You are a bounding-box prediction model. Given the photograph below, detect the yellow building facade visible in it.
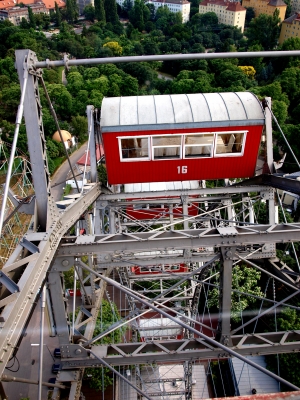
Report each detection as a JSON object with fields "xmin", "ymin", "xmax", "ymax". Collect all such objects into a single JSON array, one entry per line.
[
  {"xmin": 199, "ymin": 0, "xmax": 246, "ymax": 32},
  {"xmin": 242, "ymin": 0, "xmax": 286, "ymax": 21},
  {"xmin": 279, "ymin": 13, "xmax": 300, "ymax": 44}
]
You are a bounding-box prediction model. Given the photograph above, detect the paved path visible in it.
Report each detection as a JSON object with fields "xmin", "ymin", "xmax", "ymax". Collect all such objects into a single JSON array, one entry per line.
[
  {"xmin": 50, "ymin": 142, "xmax": 88, "ymax": 202},
  {"xmin": 2, "ymin": 297, "xmax": 60, "ymax": 400}
]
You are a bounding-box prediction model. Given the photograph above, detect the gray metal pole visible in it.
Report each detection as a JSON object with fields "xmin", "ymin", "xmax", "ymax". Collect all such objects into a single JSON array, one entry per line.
[
  {"xmin": 77, "ymin": 260, "xmax": 300, "ymax": 391},
  {"xmin": 0, "ymin": 70, "xmax": 28, "ymax": 236},
  {"xmin": 35, "ymin": 51, "xmax": 300, "ymax": 69},
  {"xmin": 38, "ymin": 286, "xmax": 46, "ymax": 400},
  {"xmin": 264, "ymin": 97, "xmax": 273, "ymax": 173},
  {"xmin": 86, "ymin": 105, "xmax": 97, "ymax": 183},
  {"xmin": 1, "ymin": 374, "xmax": 67, "ymax": 389}
]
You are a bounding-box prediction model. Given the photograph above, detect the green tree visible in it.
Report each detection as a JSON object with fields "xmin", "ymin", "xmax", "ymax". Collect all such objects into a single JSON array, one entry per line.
[
  {"xmin": 67, "ymin": 71, "xmax": 84, "ymax": 95},
  {"xmin": 129, "ymin": 0, "xmax": 150, "ymax": 31},
  {"xmin": 47, "ymin": 84, "xmax": 73, "ymax": 118},
  {"xmin": 245, "ymin": 6, "xmax": 255, "ymax": 27},
  {"xmin": 70, "ymin": 115, "xmax": 87, "ymax": 142},
  {"xmin": 207, "ymin": 264, "xmax": 264, "ymax": 322},
  {"xmin": 83, "ymin": 300, "xmax": 126, "ymax": 391},
  {"xmin": 89, "ymin": 89, "xmax": 104, "ymax": 108},
  {"xmin": 120, "ymin": 75, "xmax": 139, "ymax": 96},
  {"xmin": 103, "ymin": 41, "xmax": 122, "ymax": 55},
  {"xmin": 27, "ymin": 6, "xmax": 36, "ymax": 29},
  {"xmin": 94, "ymin": 0, "xmax": 106, "ymax": 22},
  {"xmin": 266, "ymin": 307, "xmax": 300, "ymax": 388},
  {"xmin": 280, "ymin": 66, "xmax": 300, "ymax": 103},
  {"xmin": 246, "ymin": 9, "xmax": 281, "ymax": 50},
  {"xmin": 65, "ymin": 0, "xmax": 78, "ymax": 23},
  {"xmin": 83, "ymin": 4, "xmax": 95, "ymax": 21},
  {"xmin": 104, "ymin": 0, "xmax": 118, "ymax": 24},
  {"xmin": 54, "ymin": 1, "xmax": 62, "ymax": 26}
]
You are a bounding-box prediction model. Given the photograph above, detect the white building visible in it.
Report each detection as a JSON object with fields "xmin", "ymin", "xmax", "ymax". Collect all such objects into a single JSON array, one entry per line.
[
  {"xmin": 291, "ymin": 0, "xmax": 300, "ymax": 15},
  {"xmin": 116, "ymin": 0, "xmax": 190, "ymax": 23},
  {"xmin": 199, "ymin": 0, "xmax": 246, "ymax": 32},
  {"xmin": 148, "ymin": 0, "xmax": 190, "ymax": 22}
]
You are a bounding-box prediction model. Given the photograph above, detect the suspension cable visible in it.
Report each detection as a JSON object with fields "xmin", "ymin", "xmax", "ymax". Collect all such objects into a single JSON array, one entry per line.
[{"xmin": 39, "ymin": 76, "xmax": 80, "ymax": 193}]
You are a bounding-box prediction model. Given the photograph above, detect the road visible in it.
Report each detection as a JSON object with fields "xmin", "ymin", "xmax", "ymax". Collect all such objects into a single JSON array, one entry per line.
[
  {"xmin": 2, "ymin": 296, "xmax": 60, "ymax": 399},
  {"xmin": 51, "ymin": 142, "xmax": 88, "ymax": 201}
]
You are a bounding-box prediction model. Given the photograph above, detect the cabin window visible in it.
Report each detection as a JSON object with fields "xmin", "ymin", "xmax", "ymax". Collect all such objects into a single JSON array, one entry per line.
[
  {"xmin": 120, "ymin": 137, "xmax": 149, "ymax": 160},
  {"xmin": 184, "ymin": 134, "xmax": 214, "ymax": 158},
  {"xmin": 152, "ymin": 135, "xmax": 181, "ymax": 159},
  {"xmin": 165, "ymin": 265, "xmax": 180, "ymax": 271},
  {"xmin": 215, "ymin": 132, "xmax": 245, "ymax": 155},
  {"xmin": 133, "ymin": 203, "xmax": 165, "ymax": 210},
  {"xmin": 118, "ymin": 131, "xmax": 247, "ymax": 162}
]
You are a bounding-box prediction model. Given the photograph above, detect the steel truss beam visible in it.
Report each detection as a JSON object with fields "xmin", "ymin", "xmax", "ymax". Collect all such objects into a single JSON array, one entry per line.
[
  {"xmin": 59, "ymin": 331, "xmax": 300, "ymax": 367},
  {"xmin": 0, "ymin": 184, "xmax": 101, "ymax": 377},
  {"xmin": 98, "ymin": 185, "xmax": 269, "ymax": 201},
  {"xmin": 57, "ymin": 223, "xmax": 300, "ymax": 258}
]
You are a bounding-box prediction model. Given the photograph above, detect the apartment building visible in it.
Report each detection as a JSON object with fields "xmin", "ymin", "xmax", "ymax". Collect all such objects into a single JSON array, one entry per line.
[
  {"xmin": 199, "ymin": 0, "xmax": 246, "ymax": 32},
  {"xmin": 242, "ymin": 0, "xmax": 286, "ymax": 22},
  {"xmin": 279, "ymin": 12, "xmax": 300, "ymax": 43}
]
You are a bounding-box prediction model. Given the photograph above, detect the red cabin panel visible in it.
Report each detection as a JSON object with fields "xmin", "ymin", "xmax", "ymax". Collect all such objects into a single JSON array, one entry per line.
[
  {"xmin": 100, "ymin": 93, "xmax": 265, "ymax": 185},
  {"xmin": 102, "ymin": 126, "xmax": 264, "ymax": 185},
  {"xmin": 131, "ymin": 263, "xmax": 188, "ymax": 275},
  {"xmin": 126, "ymin": 196, "xmax": 198, "ymax": 220}
]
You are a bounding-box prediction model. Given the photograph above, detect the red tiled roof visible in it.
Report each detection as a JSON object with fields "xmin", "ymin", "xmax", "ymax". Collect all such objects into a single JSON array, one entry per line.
[
  {"xmin": 0, "ymin": 0, "xmax": 64, "ymax": 9},
  {"xmin": 77, "ymin": 144, "xmax": 104, "ymax": 166},
  {"xmin": 200, "ymin": 0, "xmax": 246, "ymax": 10},
  {"xmin": 0, "ymin": 0, "xmax": 17, "ymax": 10},
  {"xmin": 226, "ymin": 1, "xmax": 245, "ymax": 10},
  {"xmin": 42, "ymin": 0, "xmax": 65, "ymax": 9}
]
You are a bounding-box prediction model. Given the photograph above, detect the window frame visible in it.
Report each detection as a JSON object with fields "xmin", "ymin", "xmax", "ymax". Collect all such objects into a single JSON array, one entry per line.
[
  {"xmin": 183, "ymin": 132, "xmax": 214, "ymax": 159},
  {"xmin": 118, "ymin": 136, "xmax": 150, "ymax": 162},
  {"xmin": 118, "ymin": 130, "xmax": 248, "ymax": 162},
  {"xmin": 214, "ymin": 130, "xmax": 247, "ymax": 157},
  {"xmin": 151, "ymin": 134, "xmax": 182, "ymax": 161}
]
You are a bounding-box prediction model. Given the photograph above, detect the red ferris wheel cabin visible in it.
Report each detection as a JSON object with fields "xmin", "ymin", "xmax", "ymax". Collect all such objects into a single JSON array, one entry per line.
[{"xmin": 100, "ymin": 92, "xmax": 265, "ymax": 185}]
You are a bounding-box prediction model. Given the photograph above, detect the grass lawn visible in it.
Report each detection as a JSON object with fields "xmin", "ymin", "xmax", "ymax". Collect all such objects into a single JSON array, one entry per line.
[{"xmin": 52, "ymin": 156, "xmax": 66, "ymax": 173}]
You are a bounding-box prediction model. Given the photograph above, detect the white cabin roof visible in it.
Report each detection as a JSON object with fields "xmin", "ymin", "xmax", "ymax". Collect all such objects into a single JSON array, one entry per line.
[{"xmin": 101, "ymin": 92, "xmax": 265, "ymax": 132}]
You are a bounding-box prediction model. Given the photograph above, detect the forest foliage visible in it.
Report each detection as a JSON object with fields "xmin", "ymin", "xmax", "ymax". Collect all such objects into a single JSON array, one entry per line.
[{"xmin": 1, "ymin": 7, "xmax": 300, "ymax": 170}]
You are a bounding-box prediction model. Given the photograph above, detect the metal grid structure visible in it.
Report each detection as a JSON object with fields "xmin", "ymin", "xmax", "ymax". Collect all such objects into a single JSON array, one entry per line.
[
  {"xmin": 0, "ymin": 139, "xmax": 34, "ymax": 266},
  {"xmin": 1, "ymin": 49, "xmax": 300, "ymax": 399}
]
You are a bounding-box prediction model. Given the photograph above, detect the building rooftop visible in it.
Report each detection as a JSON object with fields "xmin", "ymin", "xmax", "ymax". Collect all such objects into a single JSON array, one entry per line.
[
  {"xmin": 268, "ymin": 0, "xmax": 286, "ymax": 6},
  {"xmin": 42, "ymin": 0, "xmax": 65, "ymax": 9},
  {"xmin": 282, "ymin": 12, "xmax": 300, "ymax": 23},
  {"xmin": 149, "ymin": 0, "xmax": 190, "ymax": 4},
  {"xmin": 200, "ymin": 0, "xmax": 246, "ymax": 10},
  {"xmin": 0, "ymin": 0, "xmax": 64, "ymax": 9}
]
